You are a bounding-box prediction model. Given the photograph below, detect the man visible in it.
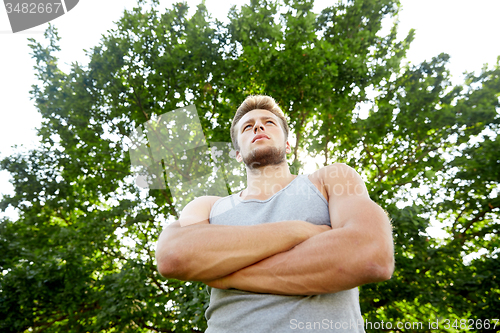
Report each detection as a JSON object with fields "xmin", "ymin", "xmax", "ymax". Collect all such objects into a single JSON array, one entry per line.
[{"xmin": 156, "ymin": 95, "xmax": 394, "ymax": 332}]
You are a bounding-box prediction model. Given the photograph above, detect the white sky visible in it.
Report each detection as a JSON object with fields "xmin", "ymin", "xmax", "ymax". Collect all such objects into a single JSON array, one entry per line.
[{"xmin": 1, "ymin": 0, "xmax": 499, "ymax": 224}]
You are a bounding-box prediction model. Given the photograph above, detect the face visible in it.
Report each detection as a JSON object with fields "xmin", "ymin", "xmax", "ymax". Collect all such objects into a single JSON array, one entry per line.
[{"xmin": 235, "ymin": 109, "xmax": 291, "ymax": 169}]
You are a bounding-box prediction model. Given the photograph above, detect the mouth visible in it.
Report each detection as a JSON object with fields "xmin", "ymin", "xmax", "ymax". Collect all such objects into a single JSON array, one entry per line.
[{"xmin": 252, "ymin": 134, "xmax": 270, "ymax": 143}]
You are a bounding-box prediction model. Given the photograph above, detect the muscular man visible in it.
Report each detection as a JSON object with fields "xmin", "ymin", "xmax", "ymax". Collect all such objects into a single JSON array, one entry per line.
[{"xmin": 156, "ymin": 95, "xmax": 394, "ymax": 332}]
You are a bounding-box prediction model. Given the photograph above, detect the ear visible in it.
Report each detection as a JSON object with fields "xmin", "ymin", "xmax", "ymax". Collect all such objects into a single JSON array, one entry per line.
[
  {"xmin": 236, "ymin": 150, "xmax": 243, "ymax": 163},
  {"xmin": 285, "ymin": 140, "xmax": 291, "ymax": 154}
]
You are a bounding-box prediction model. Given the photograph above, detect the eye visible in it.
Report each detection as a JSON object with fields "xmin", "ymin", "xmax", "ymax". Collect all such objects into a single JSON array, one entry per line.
[
  {"xmin": 243, "ymin": 124, "xmax": 252, "ymax": 131},
  {"xmin": 267, "ymin": 120, "xmax": 275, "ymax": 125}
]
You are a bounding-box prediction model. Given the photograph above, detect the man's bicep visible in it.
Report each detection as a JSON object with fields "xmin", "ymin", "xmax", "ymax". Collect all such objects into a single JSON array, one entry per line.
[
  {"xmin": 332, "ymin": 196, "xmax": 387, "ymax": 230},
  {"xmin": 322, "ymin": 163, "xmax": 371, "ymax": 229},
  {"xmin": 324, "ymin": 164, "xmax": 393, "ymax": 261},
  {"xmin": 323, "ymin": 164, "xmax": 394, "ymax": 279}
]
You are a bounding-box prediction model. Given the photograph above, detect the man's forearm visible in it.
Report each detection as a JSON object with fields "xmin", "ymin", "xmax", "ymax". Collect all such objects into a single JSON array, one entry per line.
[{"xmin": 156, "ymin": 220, "xmax": 327, "ymax": 282}]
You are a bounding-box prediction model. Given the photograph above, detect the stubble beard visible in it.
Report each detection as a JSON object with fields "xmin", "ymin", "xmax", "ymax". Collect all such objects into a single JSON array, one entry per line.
[{"xmin": 242, "ymin": 144, "xmax": 287, "ymax": 170}]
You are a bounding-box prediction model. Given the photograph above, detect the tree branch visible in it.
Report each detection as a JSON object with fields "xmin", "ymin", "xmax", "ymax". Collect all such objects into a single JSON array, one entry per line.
[
  {"xmin": 362, "ymin": 141, "xmax": 383, "ymax": 178},
  {"xmin": 454, "ymin": 202, "xmax": 500, "ymax": 245}
]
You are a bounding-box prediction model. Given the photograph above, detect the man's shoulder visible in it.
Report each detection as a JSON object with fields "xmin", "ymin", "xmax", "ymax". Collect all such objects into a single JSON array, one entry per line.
[
  {"xmin": 181, "ymin": 195, "xmax": 222, "ymax": 216},
  {"xmin": 178, "ymin": 196, "xmax": 222, "ymax": 227},
  {"xmin": 188, "ymin": 195, "xmax": 222, "ymax": 208},
  {"xmin": 310, "ymin": 163, "xmax": 358, "ymax": 183},
  {"xmin": 309, "ymin": 163, "xmax": 368, "ymax": 201}
]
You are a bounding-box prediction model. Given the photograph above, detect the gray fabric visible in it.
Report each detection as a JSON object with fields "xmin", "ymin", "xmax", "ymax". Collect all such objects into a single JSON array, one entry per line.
[{"xmin": 205, "ymin": 174, "xmax": 365, "ymax": 332}]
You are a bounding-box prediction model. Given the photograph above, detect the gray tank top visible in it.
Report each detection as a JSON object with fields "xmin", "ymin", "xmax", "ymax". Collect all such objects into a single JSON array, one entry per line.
[{"xmin": 205, "ymin": 174, "xmax": 365, "ymax": 332}]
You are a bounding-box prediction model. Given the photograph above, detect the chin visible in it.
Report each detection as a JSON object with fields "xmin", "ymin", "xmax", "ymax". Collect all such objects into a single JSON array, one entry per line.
[{"xmin": 243, "ymin": 146, "xmax": 286, "ymax": 169}]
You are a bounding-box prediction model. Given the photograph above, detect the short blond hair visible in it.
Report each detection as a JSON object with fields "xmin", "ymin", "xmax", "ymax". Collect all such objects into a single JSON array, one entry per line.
[{"xmin": 230, "ymin": 95, "xmax": 289, "ymax": 150}]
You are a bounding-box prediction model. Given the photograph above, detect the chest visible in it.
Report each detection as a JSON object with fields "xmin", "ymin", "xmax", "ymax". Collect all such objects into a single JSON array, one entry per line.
[{"xmin": 210, "ymin": 178, "xmax": 330, "ymax": 227}]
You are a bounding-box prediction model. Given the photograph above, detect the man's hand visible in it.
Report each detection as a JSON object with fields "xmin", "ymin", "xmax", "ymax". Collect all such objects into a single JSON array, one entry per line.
[
  {"xmin": 204, "ymin": 276, "xmax": 230, "ymax": 290},
  {"xmin": 304, "ymin": 224, "xmax": 332, "ymax": 237},
  {"xmin": 203, "ymin": 223, "xmax": 332, "ymax": 290}
]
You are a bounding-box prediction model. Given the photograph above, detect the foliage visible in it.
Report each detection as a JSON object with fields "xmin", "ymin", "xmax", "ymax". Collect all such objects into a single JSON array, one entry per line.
[{"xmin": 0, "ymin": 0, "xmax": 498, "ymax": 332}]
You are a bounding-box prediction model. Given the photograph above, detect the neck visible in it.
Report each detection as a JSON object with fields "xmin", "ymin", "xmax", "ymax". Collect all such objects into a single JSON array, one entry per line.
[{"xmin": 242, "ymin": 162, "xmax": 296, "ymax": 199}]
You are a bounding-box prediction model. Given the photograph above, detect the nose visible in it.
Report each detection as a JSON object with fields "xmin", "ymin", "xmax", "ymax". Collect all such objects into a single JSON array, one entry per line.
[{"xmin": 253, "ymin": 121, "xmax": 265, "ymax": 133}]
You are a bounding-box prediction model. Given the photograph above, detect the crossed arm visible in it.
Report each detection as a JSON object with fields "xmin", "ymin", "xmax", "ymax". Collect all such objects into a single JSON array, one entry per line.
[{"xmin": 155, "ymin": 164, "xmax": 394, "ymax": 295}]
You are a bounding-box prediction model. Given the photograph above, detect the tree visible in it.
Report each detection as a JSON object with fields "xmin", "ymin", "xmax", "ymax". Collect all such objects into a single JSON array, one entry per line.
[
  {"xmin": 1, "ymin": 0, "xmax": 498, "ymax": 332},
  {"xmin": 357, "ymin": 54, "xmax": 500, "ymax": 328}
]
